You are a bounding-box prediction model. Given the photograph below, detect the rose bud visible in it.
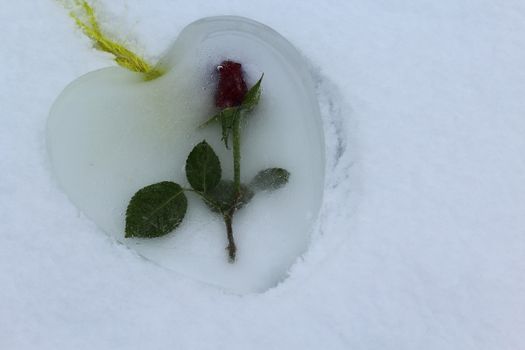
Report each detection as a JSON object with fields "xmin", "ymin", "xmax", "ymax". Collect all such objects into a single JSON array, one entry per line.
[{"xmin": 215, "ymin": 60, "xmax": 248, "ymax": 108}]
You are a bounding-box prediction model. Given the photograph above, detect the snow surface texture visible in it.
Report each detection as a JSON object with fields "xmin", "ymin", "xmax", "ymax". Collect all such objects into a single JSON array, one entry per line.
[
  {"xmin": 47, "ymin": 16, "xmax": 325, "ymax": 293},
  {"xmin": 1, "ymin": 0, "xmax": 524, "ymax": 349}
]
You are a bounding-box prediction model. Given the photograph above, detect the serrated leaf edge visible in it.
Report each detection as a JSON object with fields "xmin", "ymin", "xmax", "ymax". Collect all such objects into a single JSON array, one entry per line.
[{"xmin": 125, "ymin": 181, "xmax": 187, "ymax": 238}]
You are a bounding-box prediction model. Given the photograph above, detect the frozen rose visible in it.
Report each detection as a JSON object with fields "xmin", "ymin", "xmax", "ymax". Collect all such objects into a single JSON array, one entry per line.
[{"xmin": 215, "ymin": 60, "xmax": 248, "ymax": 108}]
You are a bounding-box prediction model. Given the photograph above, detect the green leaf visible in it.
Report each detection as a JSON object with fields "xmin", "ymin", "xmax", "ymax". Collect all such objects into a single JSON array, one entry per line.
[
  {"xmin": 125, "ymin": 182, "xmax": 187, "ymax": 238},
  {"xmin": 185, "ymin": 141, "xmax": 222, "ymax": 192},
  {"xmin": 199, "ymin": 107, "xmax": 235, "ymax": 128},
  {"xmin": 199, "ymin": 112, "xmax": 220, "ymax": 128},
  {"xmin": 199, "ymin": 108, "xmax": 238, "ymax": 149},
  {"xmin": 250, "ymin": 168, "xmax": 290, "ymax": 192},
  {"xmin": 220, "ymin": 109, "xmax": 239, "ymax": 149},
  {"xmin": 205, "ymin": 180, "xmax": 254, "ymax": 213},
  {"xmin": 240, "ymin": 74, "xmax": 264, "ymax": 112}
]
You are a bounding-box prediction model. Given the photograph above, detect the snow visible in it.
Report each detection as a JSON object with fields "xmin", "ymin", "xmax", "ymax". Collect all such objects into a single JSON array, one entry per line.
[
  {"xmin": 1, "ymin": 0, "xmax": 525, "ymax": 349},
  {"xmin": 47, "ymin": 16, "xmax": 325, "ymax": 293}
]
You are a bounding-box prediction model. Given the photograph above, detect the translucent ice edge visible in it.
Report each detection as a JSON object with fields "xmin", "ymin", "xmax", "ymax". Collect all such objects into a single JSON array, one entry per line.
[{"xmin": 47, "ymin": 16, "xmax": 325, "ymax": 293}]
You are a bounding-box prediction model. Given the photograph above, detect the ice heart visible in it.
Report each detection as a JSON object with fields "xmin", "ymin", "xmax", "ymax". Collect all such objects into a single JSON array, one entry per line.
[{"xmin": 47, "ymin": 16, "xmax": 324, "ymax": 293}]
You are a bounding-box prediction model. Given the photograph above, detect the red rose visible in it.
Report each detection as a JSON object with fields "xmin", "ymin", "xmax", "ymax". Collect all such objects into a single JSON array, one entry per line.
[{"xmin": 215, "ymin": 60, "xmax": 248, "ymax": 108}]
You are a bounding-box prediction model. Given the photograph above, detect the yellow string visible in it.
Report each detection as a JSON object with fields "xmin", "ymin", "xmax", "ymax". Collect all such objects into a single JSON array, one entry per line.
[{"xmin": 68, "ymin": 0, "xmax": 162, "ymax": 80}]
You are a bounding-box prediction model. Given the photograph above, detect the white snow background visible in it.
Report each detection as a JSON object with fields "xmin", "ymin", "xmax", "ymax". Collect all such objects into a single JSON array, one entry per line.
[{"xmin": 1, "ymin": 0, "xmax": 524, "ymax": 349}]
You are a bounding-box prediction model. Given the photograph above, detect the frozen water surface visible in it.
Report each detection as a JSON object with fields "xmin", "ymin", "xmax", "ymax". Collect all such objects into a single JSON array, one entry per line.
[{"xmin": 47, "ymin": 16, "xmax": 325, "ymax": 293}]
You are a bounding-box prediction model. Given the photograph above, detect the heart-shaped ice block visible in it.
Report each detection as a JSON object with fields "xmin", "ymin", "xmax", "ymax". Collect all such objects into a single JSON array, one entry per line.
[{"xmin": 47, "ymin": 16, "xmax": 324, "ymax": 293}]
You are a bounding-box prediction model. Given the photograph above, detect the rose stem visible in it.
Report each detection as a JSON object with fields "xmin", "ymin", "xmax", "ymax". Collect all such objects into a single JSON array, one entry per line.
[
  {"xmin": 224, "ymin": 214, "xmax": 236, "ymax": 262},
  {"xmin": 224, "ymin": 113, "xmax": 242, "ymax": 262},
  {"xmin": 232, "ymin": 113, "xmax": 242, "ymax": 194}
]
